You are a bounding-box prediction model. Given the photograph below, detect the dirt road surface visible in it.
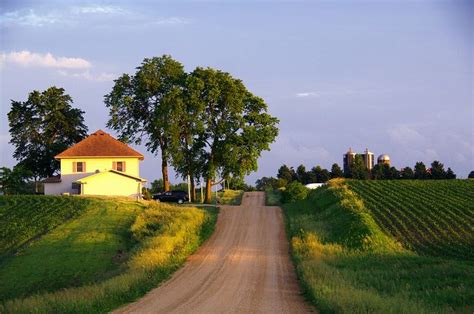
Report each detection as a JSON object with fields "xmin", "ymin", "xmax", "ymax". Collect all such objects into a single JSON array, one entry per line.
[{"xmin": 116, "ymin": 192, "xmax": 313, "ymax": 313}]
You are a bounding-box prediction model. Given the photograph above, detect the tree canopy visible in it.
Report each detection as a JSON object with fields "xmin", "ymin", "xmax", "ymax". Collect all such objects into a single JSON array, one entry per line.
[
  {"xmin": 106, "ymin": 56, "xmax": 279, "ymax": 201},
  {"xmin": 105, "ymin": 55, "xmax": 185, "ymax": 191},
  {"xmin": 8, "ymin": 86, "xmax": 88, "ymax": 187}
]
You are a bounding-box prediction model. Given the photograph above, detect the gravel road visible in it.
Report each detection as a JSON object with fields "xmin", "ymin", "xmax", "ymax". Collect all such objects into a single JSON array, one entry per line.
[{"xmin": 115, "ymin": 191, "xmax": 313, "ymax": 313}]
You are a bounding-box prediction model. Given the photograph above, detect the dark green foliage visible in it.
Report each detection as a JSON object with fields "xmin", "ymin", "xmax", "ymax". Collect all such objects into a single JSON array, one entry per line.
[
  {"xmin": 0, "ymin": 166, "xmax": 34, "ymax": 195},
  {"xmin": 400, "ymin": 166, "xmax": 414, "ymax": 179},
  {"xmin": 350, "ymin": 155, "xmax": 369, "ymax": 179},
  {"xmin": 430, "ymin": 160, "xmax": 446, "ymax": 179},
  {"xmin": 446, "ymin": 168, "xmax": 456, "ymax": 179},
  {"xmin": 8, "ymin": 87, "xmax": 88, "ymax": 182},
  {"xmin": 277, "ymin": 164, "xmax": 296, "ymax": 183},
  {"xmin": 149, "ymin": 179, "xmax": 188, "ymax": 193},
  {"xmin": 310, "ymin": 165, "xmax": 331, "ymax": 183},
  {"xmin": 414, "ymin": 161, "xmax": 429, "ymax": 179},
  {"xmin": 185, "ymin": 67, "xmax": 279, "ymax": 202},
  {"xmin": 0, "ymin": 195, "xmax": 90, "ymax": 256},
  {"xmin": 255, "ymin": 176, "xmax": 287, "ymax": 190},
  {"xmin": 330, "ymin": 163, "xmax": 344, "ymax": 178},
  {"xmin": 105, "ymin": 55, "xmax": 186, "ymax": 192},
  {"xmin": 282, "ymin": 181, "xmax": 308, "ymax": 203},
  {"xmin": 296, "ymin": 165, "xmax": 309, "ymax": 184}
]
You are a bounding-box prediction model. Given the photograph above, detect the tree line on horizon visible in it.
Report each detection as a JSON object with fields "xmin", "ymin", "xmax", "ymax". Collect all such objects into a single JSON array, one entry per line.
[
  {"xmin": 256, "ymin": 159, "xmax": 462, "ymax": 191},
  {"xmin": 1, "ymin": 55, "xmax": 279, "ymax": 201}
]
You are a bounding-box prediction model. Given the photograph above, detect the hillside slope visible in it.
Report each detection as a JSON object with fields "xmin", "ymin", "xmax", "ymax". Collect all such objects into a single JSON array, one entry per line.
[
  {"xmin": 283, "ymin": 179, "xmax": 474, "ymax": 313},
  {"xmin": 347, "ymin": 180, "xmax": 474, "ymax": 259},
  {"xmin": 0, "ymin": 195, "xmax": 90, "ymax": 256},
  {"xmin": 0, "ymin": 196, "xmax": 217, "ymax": 313}
]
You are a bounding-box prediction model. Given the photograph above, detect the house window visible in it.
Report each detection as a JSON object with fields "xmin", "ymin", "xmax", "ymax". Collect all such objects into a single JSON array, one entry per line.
[
  {"xmin": 73, "ymin": 162, "xmax": 86, "ymax": 173},
  {"xmin": 113, "ymin": 161, "xmax": 126, "ymax": 172},
  {"xmin": 71, "ymin": 183, "xmax": 82, "ymax": 194}
]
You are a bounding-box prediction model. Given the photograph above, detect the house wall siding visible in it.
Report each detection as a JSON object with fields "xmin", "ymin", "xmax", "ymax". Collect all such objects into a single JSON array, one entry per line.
[
  {"xmin": 81, "ymin": 172, "xmax": 142, "ymax": 197},
  {"xmin": 60, "ymin": 157, "xmax": 140, "ymax": 177}
]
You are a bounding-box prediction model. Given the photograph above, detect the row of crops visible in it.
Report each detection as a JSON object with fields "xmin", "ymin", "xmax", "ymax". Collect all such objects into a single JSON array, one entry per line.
[
  {"xmin": 346, "ymin": 180, "xmax": 474, "ymax": 260},
  {"xmin": 0, "ymin": 195, "xmax": 91, "ymax": 256}
]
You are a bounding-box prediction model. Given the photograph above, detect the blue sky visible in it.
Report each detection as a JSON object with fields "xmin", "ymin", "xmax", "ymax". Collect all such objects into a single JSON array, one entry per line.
[{"xmin": 1, "ymin": 0, "xmax": 473, "ymax": 183}]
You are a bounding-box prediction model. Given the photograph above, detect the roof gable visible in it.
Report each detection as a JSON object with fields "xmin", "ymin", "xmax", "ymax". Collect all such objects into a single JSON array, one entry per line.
[{"xmin": 55, "ymin": 130, "xmax": 144, "ymax": 160}]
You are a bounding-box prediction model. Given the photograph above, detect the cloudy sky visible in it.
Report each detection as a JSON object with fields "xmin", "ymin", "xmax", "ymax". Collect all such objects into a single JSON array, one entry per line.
[{"xmin": 1, "ymin": 0, "xmax": 473, "ymax": 184}]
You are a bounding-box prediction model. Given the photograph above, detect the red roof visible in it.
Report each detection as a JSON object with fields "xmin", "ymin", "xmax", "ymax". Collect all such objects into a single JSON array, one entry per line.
[{"xmin": 55, "ymin": 130, "xmax": 144, "ymax": 160}]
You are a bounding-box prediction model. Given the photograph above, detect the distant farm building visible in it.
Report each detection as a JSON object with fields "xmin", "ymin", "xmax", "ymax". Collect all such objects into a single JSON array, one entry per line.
[{"xmin": 343, "ymin": 147, "xmax": 390, "ymax": 172}]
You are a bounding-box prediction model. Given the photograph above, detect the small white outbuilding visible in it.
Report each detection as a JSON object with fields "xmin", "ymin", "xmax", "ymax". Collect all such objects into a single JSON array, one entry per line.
[{"xmin": 305, "ymin": 183, "xmax": 326, "ymax": 189}]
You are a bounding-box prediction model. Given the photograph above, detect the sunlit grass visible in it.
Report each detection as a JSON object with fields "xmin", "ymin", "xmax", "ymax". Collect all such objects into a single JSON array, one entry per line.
[
  {"xmin": 284, "ymin": 179, "xmax": 474, "ymax": 313},
  {"xmin": 212, "ymin": 189, "xmax": 244, "ymax": 205},
  {"xmin": 0, "ymin": 197, "xmax": 218, "ymax": 313}
]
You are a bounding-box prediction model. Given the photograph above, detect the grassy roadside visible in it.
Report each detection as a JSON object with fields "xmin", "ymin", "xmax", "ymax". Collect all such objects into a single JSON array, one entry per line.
[
  {"xmin": 212, "ymin": 189, "xmax": 244, "ymax": 205},
  {"xmin": 265, "ymin": 188, "xmax": 281, "ymax": 206},
  {"xmin": 0, "ymin": 199, "xmax": 218, "ymax": 313},
  {"xmin": 281, "ymin": 179, "xmax": 474, "ymax": 313}
]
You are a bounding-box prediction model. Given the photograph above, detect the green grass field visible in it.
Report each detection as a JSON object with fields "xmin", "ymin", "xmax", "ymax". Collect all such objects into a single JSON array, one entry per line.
[
  {"xmin": 0, "ymin": 197, "xmax": 145, "ymax": 301},
  {"xmin": 0, "ymin": 195, "xmax": 91, "ymax": 256},
  {"xmin": 0, "ymin": 196, "xmax": 217, "ymax": 313},
  {"xmin": 265, "ymin": 188, "xmax": 282, "ymax": 205},
  {"xmin": 283, "ymin": 179, "xmax": 474, "ymax": 313},
  {"xmin": 212, "ymin": 189, "xmax": 244, "ymax": 205}
]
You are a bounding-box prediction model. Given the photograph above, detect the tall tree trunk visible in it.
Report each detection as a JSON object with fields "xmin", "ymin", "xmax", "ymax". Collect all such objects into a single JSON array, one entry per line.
[
  {"xmin": 205, "ymin": 177, "xmax": 212, "ymax": 203},
  {"xmin": 162, "ymin": 158, "xmax": 170, "ymax": 192},
  {"xmin": 190, "ymin": 176, "xmax": 196, "ymax": 202}
]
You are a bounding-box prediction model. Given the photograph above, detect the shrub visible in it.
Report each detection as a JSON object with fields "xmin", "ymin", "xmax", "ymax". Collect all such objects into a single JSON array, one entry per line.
[{"xmin": 282, "ymin": 181, "xmax": 308, "ymax": 203}]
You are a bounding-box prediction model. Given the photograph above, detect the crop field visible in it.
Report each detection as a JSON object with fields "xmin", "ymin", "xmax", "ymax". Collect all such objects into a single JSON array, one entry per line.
[
  {"xmin": 347, "ymin": 180, "xmax": 474, "ymax": 259},
  {"xmin": 0, "ymin": 196, "xmax": 217, "ymax": 313},
  {"xmin": 283, "ymin": 179, "xmax": 474, "ymax": 313},
  {"xmin": 0, "ymin": 195, "xmax": 90, "ymax": 256},
  {"xmin": 0, "ymin": 197, "xmax": 145, "ymax": 301}
]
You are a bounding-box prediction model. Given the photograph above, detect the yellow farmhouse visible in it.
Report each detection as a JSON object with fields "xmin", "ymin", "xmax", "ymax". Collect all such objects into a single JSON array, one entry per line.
[{"xmin": 43, "ymin": 130, "xmax": 146, "ymax": 198}]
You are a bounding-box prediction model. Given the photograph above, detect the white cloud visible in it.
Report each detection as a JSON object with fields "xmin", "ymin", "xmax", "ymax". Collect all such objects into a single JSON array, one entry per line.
[
  {"xmin": 296, "ymin": 91, "xmax": 318, "ymax": 98},
  {"xmin": 0, "ymin": 7, "xmax": 190, "ymax": 28},
  {"xmin": 71, "ymin": 5, "xmax": 126, "ymax": 15},
  {"xmin": 0, "ymin": 51, "xmax": 91, "ymax": 69},
  {"xmin": 0, "ymin": 9, "xmax": 63, "ymax": 27},
  {"xmin": 152, "ymin": 17, "xmax": 191, "ymax": 25},
  {"xmin": 58, "ymin": 70, "xmax": 115, "ymax": 82}
]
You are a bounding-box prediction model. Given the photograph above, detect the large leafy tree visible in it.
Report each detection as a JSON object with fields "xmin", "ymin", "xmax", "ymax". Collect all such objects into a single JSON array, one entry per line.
[
  {"xmin": 330, "ymin": 163, "xmax": 344, "ymax": 178},
  {"xmin": 0, "ymin": 166, "xmax": 34, "ymax": 195},
  {"xmin": 185, "ymin": 67, "xmax": 279, "ymax": 202},
  {"xmin": 277, "ymin": 165, "xmax": 296, "ymax": 183},
  {"xmin": 430, "ymin": 160, "xmax": 447, "ymax": 179},
  {"xmin": 414, "ymin": 161, "xmax": 429, "ymax": 179},
  {"xmin": 350, "ymin": 155, "xmax": 369, "ymax": 180},
  {"xmin": 400, "ymin": 166, "xmax": 414, "ymax": 179},
  {"xmin": 296, "ymin": 164, "xmax": 309, "ymax": 184},
  {"xmin": 8, "ymin": 87, "xmax": 88, "ymax": 190},
  {"xmin": 105, "ymin": 55, "xmax": 185, "ymax": 191},
  {"xmin": 167, "ymin": 72, "xmax": 207, "ymax": 201}
]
